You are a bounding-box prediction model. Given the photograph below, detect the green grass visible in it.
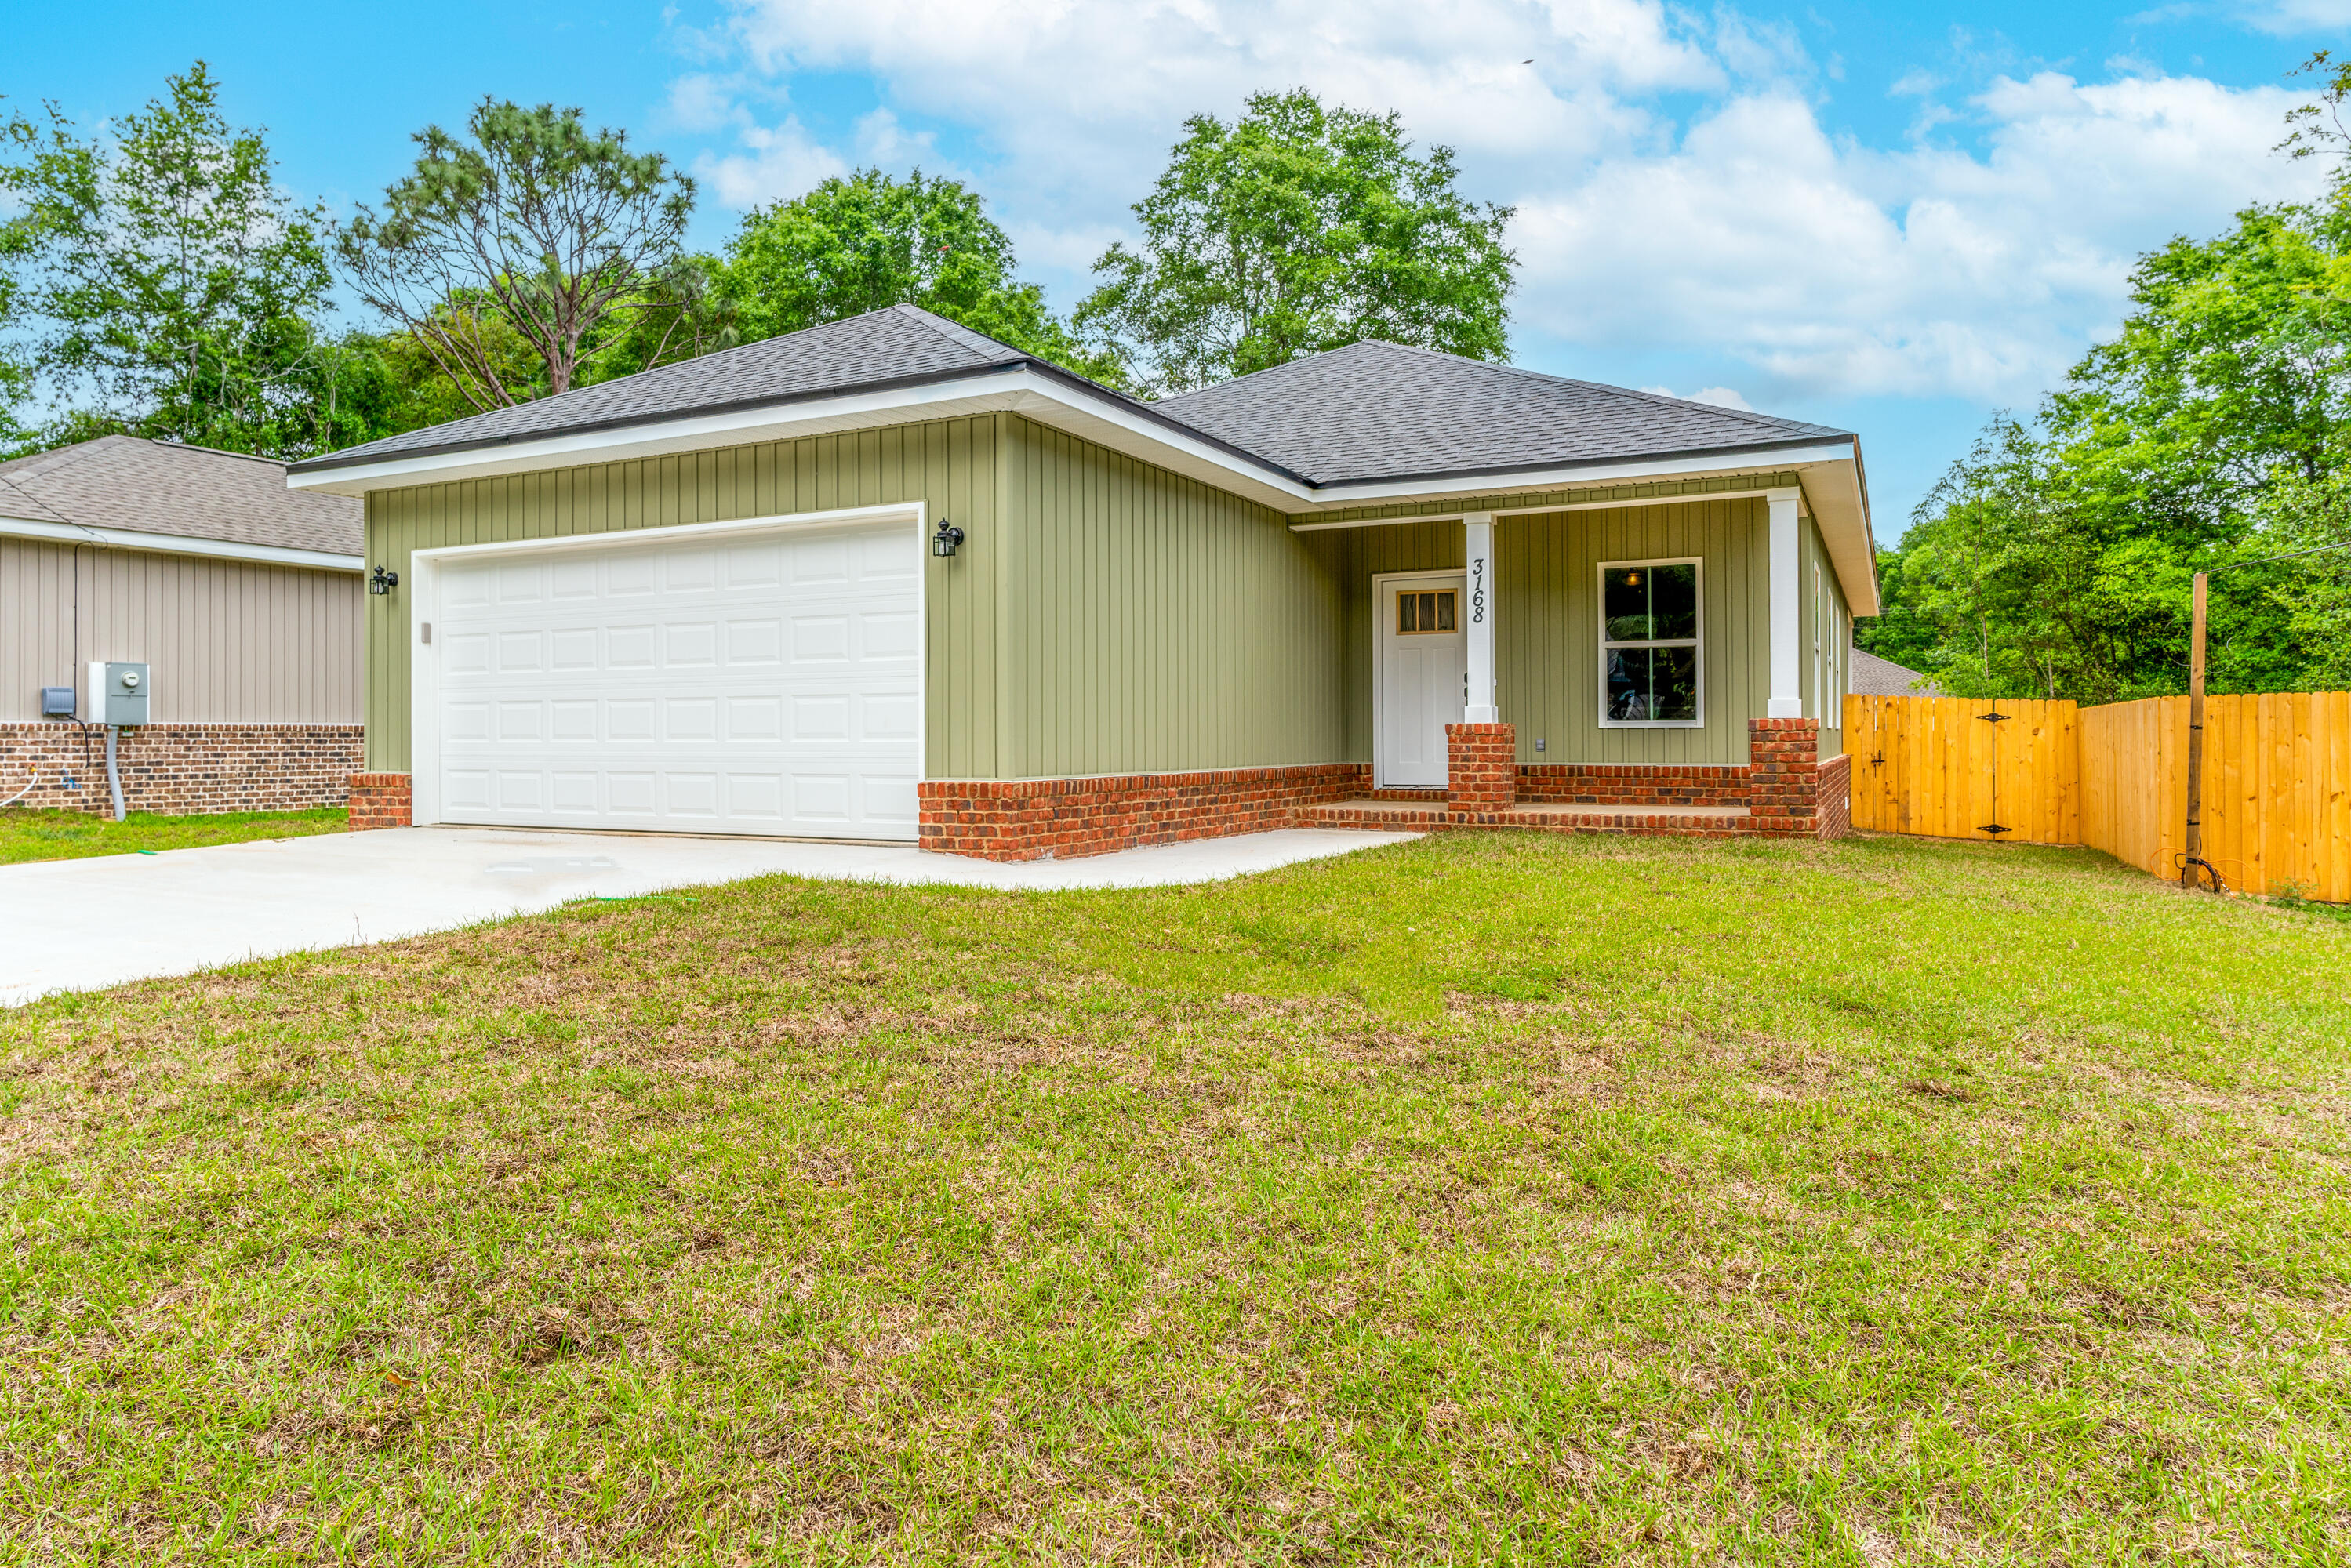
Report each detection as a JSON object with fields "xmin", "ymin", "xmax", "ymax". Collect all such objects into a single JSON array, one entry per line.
[
  {"xmin": 2, "ymin": 830, "xmax": 2348, "ymax": 1563},
  {"xmin": 0, "ymin": 806, "xmax": 347, "ymax": 865}
]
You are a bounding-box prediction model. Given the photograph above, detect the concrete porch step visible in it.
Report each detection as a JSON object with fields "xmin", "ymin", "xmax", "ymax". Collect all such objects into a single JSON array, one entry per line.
[{"xmin": 1303, "ymin": 797, "xmax": 1756, "ymax": 833}]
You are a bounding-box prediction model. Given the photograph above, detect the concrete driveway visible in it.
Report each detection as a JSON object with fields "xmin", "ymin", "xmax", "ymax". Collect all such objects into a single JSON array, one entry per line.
[{"xmin": 0, "ymin": 825, "xmax": 1418, "ymax": 1006}]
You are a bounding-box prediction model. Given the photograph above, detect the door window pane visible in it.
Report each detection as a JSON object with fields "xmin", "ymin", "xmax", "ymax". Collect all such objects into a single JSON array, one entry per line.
[{"xmin": 1397, "ymin": 590, "xmax": 1457, "ymax": 635}]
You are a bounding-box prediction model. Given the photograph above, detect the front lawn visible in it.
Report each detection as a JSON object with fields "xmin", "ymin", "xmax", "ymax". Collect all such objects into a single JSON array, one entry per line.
[
  {"xmin": 2, "ymin": 832, "xmax": 2346, "ymax": 1563},
  {"xmin": 0, "ymin": 806, "xmax": 347, "ymax": 866}
]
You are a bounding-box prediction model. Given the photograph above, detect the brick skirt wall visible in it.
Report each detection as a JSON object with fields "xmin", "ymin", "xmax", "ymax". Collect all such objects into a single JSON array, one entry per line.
[
  {"xmin": 1516, "ymin": 762, "xmax": 1753, "ymax": 808},
  {"xmin": 0, "ymin": 723, "xmax": 363, "ymax": 815},
  {"xmin": 348, "ymin": 772, "xmax": 412, "ymax": 830},
  {"xmin": 920, "ymin": 763, "xmax": 1369, "ymax": 862},
  {"xmin": 1815, "ymin": 752, "xmax": 1852, "ymax": 841}
]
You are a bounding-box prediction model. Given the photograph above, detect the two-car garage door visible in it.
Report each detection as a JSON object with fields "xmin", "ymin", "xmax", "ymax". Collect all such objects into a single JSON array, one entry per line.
[{"xmin": 421, "ymin": 512, "xmax": 922, "ymax": 840}]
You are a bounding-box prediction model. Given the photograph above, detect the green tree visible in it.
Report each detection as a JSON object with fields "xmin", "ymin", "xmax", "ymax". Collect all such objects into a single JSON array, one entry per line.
[
  {"xmin": 336, "ymin": 99, "xmax": 703, "ymax": 411},
  {"xmin": 1075, "ymin": 89, "xmax": 1517, "ymax": 397},
  {"xmin": 0, "ymin": 64, "xmax": 339, "ymax": 456},
  {"xmin": 1870, "ymin": 60, "xmax": 2351, "ymax": 700},
  {"xmin": 715, "ymin": 168, "xmax": 1119, "ymax": 385}
]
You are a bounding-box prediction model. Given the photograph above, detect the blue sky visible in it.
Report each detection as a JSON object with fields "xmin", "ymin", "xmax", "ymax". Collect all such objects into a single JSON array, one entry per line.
[{"xmin": 6, "ymin": 0, "xmax": 2346, "ymax": 530}]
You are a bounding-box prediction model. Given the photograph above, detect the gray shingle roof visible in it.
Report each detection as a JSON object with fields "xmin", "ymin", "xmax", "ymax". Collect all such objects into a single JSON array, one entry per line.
[
  {"xmin": 300, "ymin": 305, "xmax": 1039, "ymax": 470},
  {"xmin": 288, "ymin": 303, "xmax": 1855, "ymax": 492},
  {"xmin": 0, "ymin": 436, "xmax": 362, "ymax": 556},
  {"xmin": 1848, "ymin": 644, "xmax": 1935, "ymax": 696},
  {"xmin": 1152, "ymin": 340, "xmax": 1851, "ymax": 485}
]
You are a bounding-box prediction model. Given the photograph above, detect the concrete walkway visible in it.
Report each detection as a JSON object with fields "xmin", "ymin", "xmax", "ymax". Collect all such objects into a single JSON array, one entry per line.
[{"xmin": 0, "ymin": 825, "xmax": 1419, "ymax": 1006}]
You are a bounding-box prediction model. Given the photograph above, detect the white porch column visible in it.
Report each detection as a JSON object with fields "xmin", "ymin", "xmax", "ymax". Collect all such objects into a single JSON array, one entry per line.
[
  {"xmin": 1464, "ymin": 512, "xmax": 1498, "ymax": 722},
  {"xmin": 1766, "ymin": 488, "xmax": 1803, "ymax": 719}
]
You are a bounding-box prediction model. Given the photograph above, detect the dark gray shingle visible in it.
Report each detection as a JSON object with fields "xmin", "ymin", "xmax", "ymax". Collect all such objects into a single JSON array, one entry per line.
[
  {"xmin": 1150, "ymin": 340, "xmax": 1852, "ymax": 485},
  {"xmin": 289, "ymin": 303, "xmax": 1854, "ymax": 492},
  {"xmin": 301, "ymin": 305, "xmax": 1033, "ymax": 470}
]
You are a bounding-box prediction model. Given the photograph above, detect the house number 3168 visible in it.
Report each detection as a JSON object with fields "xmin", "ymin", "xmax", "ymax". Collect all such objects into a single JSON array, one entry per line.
[{"xmin": 1470, "ymin": 558, "xmax": 1487, "ymax": 624}]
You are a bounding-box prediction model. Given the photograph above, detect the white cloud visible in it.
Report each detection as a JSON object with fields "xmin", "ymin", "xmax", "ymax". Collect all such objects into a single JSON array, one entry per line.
[
  {"xmin": 683, "ymin": 0, "xmax": 2331, "ymax": 408},
  {"xmin": 696, "ymin": 112, "xmax": 851, "ymax": 208},
  {"xmin": 2228, "ymin": 0, "xmax": 2351, "ymax": 34}
]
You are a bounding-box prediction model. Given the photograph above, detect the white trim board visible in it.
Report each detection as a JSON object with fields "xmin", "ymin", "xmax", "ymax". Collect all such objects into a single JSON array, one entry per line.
[
  {"xmin": 405, "ymin": 499, "xmax": 928, "ymax": 834},
  {"xmin": 0, "ymin": 513, "xmax": 362, "ymax": 572}
]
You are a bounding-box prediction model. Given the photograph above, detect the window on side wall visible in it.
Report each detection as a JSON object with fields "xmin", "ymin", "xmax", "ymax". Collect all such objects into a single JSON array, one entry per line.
[{"xmin": 1599, "ymin": 558, "xmax": 1702, "ymax": 726}]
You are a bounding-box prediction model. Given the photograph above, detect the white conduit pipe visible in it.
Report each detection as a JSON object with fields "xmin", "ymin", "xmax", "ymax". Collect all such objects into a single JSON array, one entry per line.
[{"xmin": 105, "ymin": 725, "xmax": 125, "ymax": 822}]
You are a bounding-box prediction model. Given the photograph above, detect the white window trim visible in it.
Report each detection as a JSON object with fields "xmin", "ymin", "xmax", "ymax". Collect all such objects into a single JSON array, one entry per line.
[{"xmin": 1597, "ymin": 555, "xmax": 1704, "ymax": 729}]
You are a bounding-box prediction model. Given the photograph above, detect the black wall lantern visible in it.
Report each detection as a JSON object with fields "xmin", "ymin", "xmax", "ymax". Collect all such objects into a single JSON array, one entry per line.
[
  {"xmin": 369, "ymin": 564, "xmax": 401, "ymax": 595},
  {"xmin": 931, "ymin": 517, "xmax": 965, "ymax": 558}
]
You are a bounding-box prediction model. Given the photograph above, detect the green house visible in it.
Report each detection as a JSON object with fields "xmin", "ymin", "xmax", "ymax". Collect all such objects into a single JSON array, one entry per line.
[{"xmin": 288, "ymin": 307, "xmax": 1876, "ymax": 859}]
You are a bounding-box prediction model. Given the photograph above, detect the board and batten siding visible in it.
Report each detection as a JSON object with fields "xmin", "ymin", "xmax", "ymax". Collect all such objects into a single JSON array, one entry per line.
[
  {"xmin": 1799, "ymin": 514, "xmax": 1852, "ymax": 756},
  {"xmin": 362, "ymin": 414, "xmax": 1004, "ymax": 776},
  {"xmin": 1000, "ymin": 416, "xmax": 1345, "ymax": 779},
  {"xmin": 0, "ymin": 533, "xmax": 362, "ymax": 723},
  {"xmin": 1324, "ymin": 497, "xmax": 1773, "ymax": 766}
]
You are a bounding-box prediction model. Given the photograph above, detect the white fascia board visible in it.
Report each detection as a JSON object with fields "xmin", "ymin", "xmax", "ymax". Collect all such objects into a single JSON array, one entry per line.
[
  {"xmin": 0, "ymin": 513, "xmax": 363, "ymax": 573},
  {"xmin": 1299, "ymin": 441, "xmax": 1861, "ymax": 508}
]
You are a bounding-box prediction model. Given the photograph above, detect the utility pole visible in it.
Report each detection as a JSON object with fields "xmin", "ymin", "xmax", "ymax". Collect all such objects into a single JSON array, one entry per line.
[
  {"xmin": 2178, "ymin": 539, "xmax": 2351, "ymax": 892},
  {"xmin": 2180, "ymin": 572, "xmax": 2209, "ymax": 889}
]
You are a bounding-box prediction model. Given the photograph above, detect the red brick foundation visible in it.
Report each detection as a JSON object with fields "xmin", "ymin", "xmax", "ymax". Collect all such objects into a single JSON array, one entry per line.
[
  {"xmin": 1815, "ymin": 751, "xmax": 1851, "ymax": 841},
  {"xmin": 0, "ymin": 723, "xmax": 363, "ymax": 815},
  {"xmin": 1515, "ymin": 762, "xmax": 1752, "ymax": 808},
  {"xmin": 347, "ymin": 772, "xmax": 413, "ymax": 830},
  {"xmin": 1748, "ymin": 717, "xmax": 1827, "ymax": 835},
  {"xmin": 918, "ymin": 763, "xmax": 1369, "ymax": 861},
  {"xmin": 1445, "ymin": 723, "xmax": 1517, "ymax": 811}
]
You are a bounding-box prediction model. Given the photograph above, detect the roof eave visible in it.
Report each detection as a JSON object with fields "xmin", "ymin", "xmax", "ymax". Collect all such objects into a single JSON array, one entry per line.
[{"xmin": 0, "ymin": 513, "xmax": 363, "ymax": 572}]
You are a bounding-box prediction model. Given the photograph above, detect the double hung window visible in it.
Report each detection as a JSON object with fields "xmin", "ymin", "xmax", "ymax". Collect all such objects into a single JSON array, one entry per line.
[{"xmin": 1600, "ymin": 558, "xmax": 1701, "ymax": 725}]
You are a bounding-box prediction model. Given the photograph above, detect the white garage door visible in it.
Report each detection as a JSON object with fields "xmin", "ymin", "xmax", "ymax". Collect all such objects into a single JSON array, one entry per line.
[{"xmin": 425, "ymin": 514, "xmax": 922, "ymax": 839}]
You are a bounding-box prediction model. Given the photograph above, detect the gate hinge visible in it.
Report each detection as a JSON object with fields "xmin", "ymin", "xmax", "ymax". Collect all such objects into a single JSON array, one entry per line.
[
  {"xmin": 1977, "ymin": 712, "xmax": 2010, "ymax": 723},
  {"xmin": 1979, "ymin": 823, "xmax": 2012, "ymax": 835}
]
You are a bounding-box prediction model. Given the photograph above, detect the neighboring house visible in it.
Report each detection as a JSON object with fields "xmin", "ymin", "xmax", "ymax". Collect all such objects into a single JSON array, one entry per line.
[
  {"xmin": 288, "ymin": 306, "xmax": 1875, "ymax": 858},
  {"xmin": 0, "ymin": 437, "xmax": 365, "ymax": 814},
  {"xmin": 1848, "ymin": 643, "xmax": 1937, "ymax": 696}
]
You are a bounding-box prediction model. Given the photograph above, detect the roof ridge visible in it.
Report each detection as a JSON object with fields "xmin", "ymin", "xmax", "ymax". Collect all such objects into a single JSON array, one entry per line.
[
  {"xmin": 1155, "ymin": 339, "xmax": 1401, "ymax": 405},
  {"xmin": 883, "ymin": 303, "xmax": 1028, "ymax": 364},
  {"xmin": 141, "ymin": 437, "xmax": 289, "ymax": 467}
]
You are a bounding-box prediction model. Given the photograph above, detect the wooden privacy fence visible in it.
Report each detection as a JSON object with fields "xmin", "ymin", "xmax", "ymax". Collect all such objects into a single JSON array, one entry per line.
[
  {"xmin": 1844, "ymin": 691, "xmax": 2351, "ymax": 901},
  {"xmin": 1844, "ymin": 697, "xmax": 2080, "ymax": 845}
]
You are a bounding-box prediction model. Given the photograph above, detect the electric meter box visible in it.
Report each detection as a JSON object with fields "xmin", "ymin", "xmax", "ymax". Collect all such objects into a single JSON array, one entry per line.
[{"xmin": 85, "ymin": 662, "xmax": 150, "ymax": 727}]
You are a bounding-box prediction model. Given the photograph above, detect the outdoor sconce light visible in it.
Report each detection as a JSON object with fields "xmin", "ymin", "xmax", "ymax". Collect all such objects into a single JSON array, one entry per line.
[
  {"xmin": 369, "ymin": 564, "xmax": 401, "ymax": 595},
  {"xmin": 932, "ymin": 518, "xmax": 965, "ymax": 557}
]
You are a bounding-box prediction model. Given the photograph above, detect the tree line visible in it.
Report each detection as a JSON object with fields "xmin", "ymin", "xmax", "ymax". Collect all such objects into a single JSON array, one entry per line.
[
  {"xmin": 0, "ymin": 64, "xmax": 1516, "ymax": 460},
  {"xmin": 1865, "ymin": 55, "xmax": 2351, "ymax": 699}
]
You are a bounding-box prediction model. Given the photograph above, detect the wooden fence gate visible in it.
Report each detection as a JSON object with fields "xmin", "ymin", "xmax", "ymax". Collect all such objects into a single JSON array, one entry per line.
[{"xmin": 1844, "ymin": 696, "xmax": 2081, "ymax": 844}]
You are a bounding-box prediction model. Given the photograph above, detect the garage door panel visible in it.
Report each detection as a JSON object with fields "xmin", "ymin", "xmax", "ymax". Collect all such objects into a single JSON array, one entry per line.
[{"xmin": 431, "ymin": 518, "xmax": 921, "ymax": 839}]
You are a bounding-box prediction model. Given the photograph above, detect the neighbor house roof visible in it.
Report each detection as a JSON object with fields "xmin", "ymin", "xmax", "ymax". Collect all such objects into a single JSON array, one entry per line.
[
  {"xmin": 1151, "ymin": 340, "xmax": 1851, "ymax": 487},
  {"xmin": 0, "ymin": 436, "xmax": 363, "ymax": 565},
  {"xmin": 1849, "ymin": 643, "xmax": 1935, "ymax": 696}
]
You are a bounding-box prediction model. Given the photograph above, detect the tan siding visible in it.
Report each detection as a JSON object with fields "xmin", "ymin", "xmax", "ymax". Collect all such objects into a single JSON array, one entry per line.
[
  {"xmin": 0, "ymin": 534, "xmax": 362, "ymax": 723},
  {"xmin": 362, "ymin": 415, "xmax": 1004, "ymax": 776}
]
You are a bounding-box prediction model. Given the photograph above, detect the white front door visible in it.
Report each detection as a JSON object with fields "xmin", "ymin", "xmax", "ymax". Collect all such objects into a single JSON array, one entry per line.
[
  {"xmin": 1375, "ymin": 572, "xmax": 1466, "ymax": 789},
  {"xmin": 423, "ymin": 512, "xmax": 923, "ymax": 840}
]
